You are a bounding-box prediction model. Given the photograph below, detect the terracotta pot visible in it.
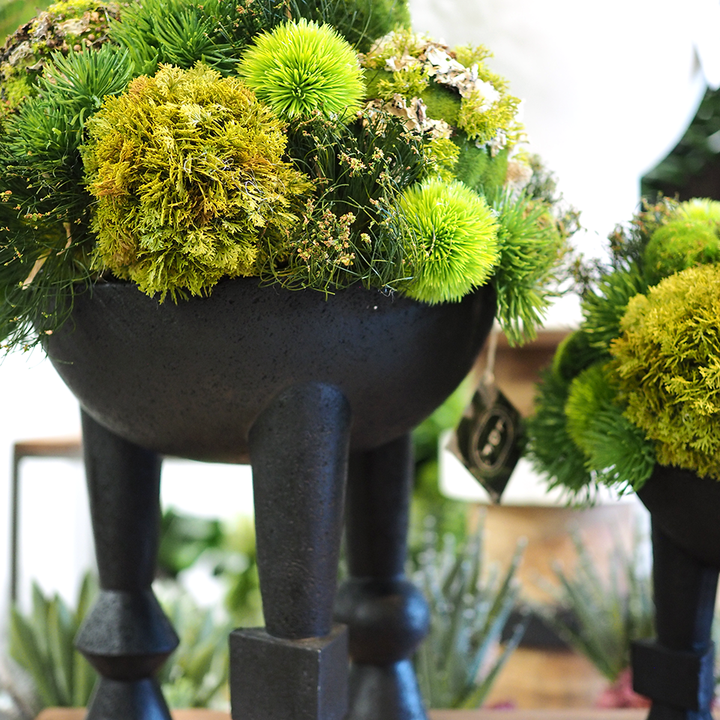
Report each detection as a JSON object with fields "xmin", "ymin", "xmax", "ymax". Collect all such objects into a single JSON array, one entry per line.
[{"xmin": 44, "ymin": 277, "xmax": 496, "ymax": 463}]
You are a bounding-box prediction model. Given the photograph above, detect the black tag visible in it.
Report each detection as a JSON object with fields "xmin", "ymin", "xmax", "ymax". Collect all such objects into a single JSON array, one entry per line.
[{"xmin": 451, "ymin": 383, "xmax": 523, "ymax": 503}]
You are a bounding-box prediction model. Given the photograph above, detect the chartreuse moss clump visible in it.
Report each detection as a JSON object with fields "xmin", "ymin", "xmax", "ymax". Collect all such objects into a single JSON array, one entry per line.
[
  {"xmin": 612, "ymin": 264, "xmax": 720, "ymax": 479},
  {"xmin": 399, "ymin": 179, "xmax": 499, "ymax": 304},
  {"xmin": 239, "ymin": 19, "xmax": 364, "ymax": 121},
  {"xmin": 643, "ymin": 198, "xmax": 720, "ymax": 286},
  {"xmin": 83, "ymin": 63, "xmax": 312, "ymax": 298}
]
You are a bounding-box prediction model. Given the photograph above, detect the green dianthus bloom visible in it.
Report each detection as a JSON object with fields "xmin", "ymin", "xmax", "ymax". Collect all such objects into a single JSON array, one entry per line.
[
  {"xmin": 399, "ymin": 179, "xmax": 499, "ymax": 304},
  {"xmin": 239, "ymin": 18, "xmax": 364, "ymax": 121}
]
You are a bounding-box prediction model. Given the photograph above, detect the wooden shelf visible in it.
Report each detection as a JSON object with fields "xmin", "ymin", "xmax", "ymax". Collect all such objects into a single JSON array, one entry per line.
[{"xmin": 37, "ymin": 710, "xmax": 649, "ymax": 720}]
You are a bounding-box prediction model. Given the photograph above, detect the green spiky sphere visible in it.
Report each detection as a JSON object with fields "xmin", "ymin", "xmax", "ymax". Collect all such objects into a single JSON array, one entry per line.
[
  {"xmin": 400, "ymin": 179, "xmax": 499, "ymax": 304},
  {"xmin": 643, "ymin": 198, "xmax": 720, "ymax": 286},
  {"xmin": 238, "ymin": 18, "xmax": 364, "ymax": 121}
]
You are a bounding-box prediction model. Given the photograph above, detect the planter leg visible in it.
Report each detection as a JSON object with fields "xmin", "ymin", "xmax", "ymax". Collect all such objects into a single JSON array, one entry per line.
[
  {"xmin": 76, "ymin": 410, "xmax": 178, "ymax": 720},
  {"xmin": 230, "ymin": 382, "xmax": 351, "ymax": 720},
  {"xmin": 335, "ymin": 433, "xmax": 430, "ymax": 720},
  {"xmin": 632, "ymin": 521, "xmax": 719, "ymax": 720}
]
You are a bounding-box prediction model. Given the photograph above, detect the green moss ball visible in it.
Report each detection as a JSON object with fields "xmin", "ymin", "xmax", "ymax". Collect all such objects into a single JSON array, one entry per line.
[
  {"xmin": 238, "ymin": 18, "xmax": 364, "ymax": 121},
  {"xmin": 643, "ymin": 198, "xmax": 720, "ymax": 286},
  {"xmin": 612, "ymin": 263, "xmax": 720, "ymax": 479},
  {"xmin": 83, "ymin": 63, "xmax": 312, "ymax": 299},
  {"xmin": 400, "ymin": 179, "xmax": 499, "ymax": 304}
]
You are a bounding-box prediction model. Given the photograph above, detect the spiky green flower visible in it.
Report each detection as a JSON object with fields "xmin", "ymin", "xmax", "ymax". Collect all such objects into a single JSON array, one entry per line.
[
  {"xmin": 491, "ymin": 192, "xmax": 566, "ymax": 344},
  {"xmin": 238, "ymin": 18, "xmax": 364, "ymax": 121},
  {"xmin": 83, "ymin": 63, "xmax": 312, "ymax": 299},
  {"xmin": 612, "ymin": 263, "xmax": 720, "ymax": 479},
  {"xmin": 643, "ymin": 198, "xmax": 720, "ymax": 286},
  {"xmin": 399, "ymin": 179, "xmax": 499, "ymax": 304}
]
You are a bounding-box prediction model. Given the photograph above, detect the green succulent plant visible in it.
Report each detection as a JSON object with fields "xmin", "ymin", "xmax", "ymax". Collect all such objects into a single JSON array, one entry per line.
[
  {"xmin": 239, "ymin": 18, "xmax": 365, "ymax": 121},
  {"xmin": 412, "ymin": 517, "xmax": 526, "ymax": 709},
  {"xmin": 541, "ymin": 528, "xmax": 654, "ymax": 683}
]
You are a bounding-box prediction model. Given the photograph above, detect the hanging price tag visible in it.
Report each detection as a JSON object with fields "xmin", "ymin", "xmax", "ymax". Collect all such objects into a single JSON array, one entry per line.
[{"xmin": 450, "ymin": 329, "xmax": 523, "ymax": 503}]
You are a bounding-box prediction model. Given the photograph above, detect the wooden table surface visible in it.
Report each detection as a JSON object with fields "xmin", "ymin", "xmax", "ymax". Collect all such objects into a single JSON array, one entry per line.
[{"xmin": 37, "ymin": 708, "xmax": 650, "ymax": 720}]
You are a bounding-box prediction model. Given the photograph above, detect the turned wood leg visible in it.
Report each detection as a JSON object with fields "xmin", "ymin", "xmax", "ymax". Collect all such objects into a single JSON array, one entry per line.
[
  {"xmin": 76, "ymin": 410, "xmax": 179, "ymax": 720},
  {"xmin": 335, "ymin": 433, "xmax": 430, "ymax": 720},
  {"xmin": 632, "ymin": 521, "xmax": 719, "ymax": 720},
  {"xmin": 230, "ymin": 382, "xmax": 351, "ymax": 720}
]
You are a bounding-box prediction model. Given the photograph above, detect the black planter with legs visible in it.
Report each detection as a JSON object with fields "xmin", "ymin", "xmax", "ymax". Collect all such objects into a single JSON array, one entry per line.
[{"xmin": 44, "ymin": 277, "xmax": 497, "ymax": 720}]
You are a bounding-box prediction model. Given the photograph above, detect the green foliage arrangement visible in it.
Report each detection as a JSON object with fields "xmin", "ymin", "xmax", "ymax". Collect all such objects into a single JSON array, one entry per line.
[
  {"xmin": 0, "ymin": 0, "xmax": 573, "ymax": 353},
  {"xmin": 411, "ymin": 517, "xmax": 526, "ymax": 709},
  {"xmin": 9, "ymin": 576, "xmax": 97, "ymax": 708},
  {"xmin": 527, "ymin": 197, "xmax": 720, "ymax": 498}
]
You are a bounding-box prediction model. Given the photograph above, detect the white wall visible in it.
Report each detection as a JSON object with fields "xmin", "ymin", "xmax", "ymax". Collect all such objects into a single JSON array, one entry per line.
[
  {"xmin": 408, "ymin": 0, "xmax": 714, "ymax": 257},
  {"xmin": 0, "ymin": 349, "xmax": 82, "ymax": 637}
]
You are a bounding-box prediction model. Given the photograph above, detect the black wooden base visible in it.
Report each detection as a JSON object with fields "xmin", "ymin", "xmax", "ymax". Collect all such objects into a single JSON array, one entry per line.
[
  {"xmin": 229, "ymin": 625, "xmax": 349, "ymax": 720},
  {"xmin": 347, "ymin": 662, "xmax": 426, "ymax": 720}
]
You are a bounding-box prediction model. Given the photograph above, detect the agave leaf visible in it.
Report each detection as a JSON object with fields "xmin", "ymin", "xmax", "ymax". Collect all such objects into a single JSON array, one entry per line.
[
  {"xmin": 459, "ymin": 619, "xmax": 526, "ymax": 709},
  {"xmin": 9, "ymin": 607, "xmax": 59, "ymax": 707},
  {"xmin": 46, "ymin": 597, "xmax": 74, "ymax": 706}
]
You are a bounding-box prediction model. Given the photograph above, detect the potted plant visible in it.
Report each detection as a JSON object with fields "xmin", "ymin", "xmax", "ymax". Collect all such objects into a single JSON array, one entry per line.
[
  {"xmin": 527, "ymin": 197, "xmax": 720, "ymax": 720},
  {"xmin": 0, "ymin": 1, "xmax": 569, "ymax": 718}
]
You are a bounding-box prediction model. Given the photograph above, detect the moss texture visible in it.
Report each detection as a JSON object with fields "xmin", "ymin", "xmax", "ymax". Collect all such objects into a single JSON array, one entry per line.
[
  {"xmin": 84, "ymin": 63, "xmax": 312, "ymax": 298},
  {"xmin": 612, "ymin": 263, "xmax": 720, "ymax": 479}
]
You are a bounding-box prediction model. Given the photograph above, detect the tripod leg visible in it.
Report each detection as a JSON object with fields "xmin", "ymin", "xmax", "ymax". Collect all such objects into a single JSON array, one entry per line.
[
  {"xmin": 76, "ymin": 410, "xmax": 178, "ymax": 720},
  {"xmin": 230, "ymin": 382, "xmax": 351, "ymax": 720},
  {"xmin": 632, "ymin": 521, "xmax": 718, "ymax": 720},
  {"xmin": 335, "ymin": 433, "xmax": 429, "ymax": 720}
]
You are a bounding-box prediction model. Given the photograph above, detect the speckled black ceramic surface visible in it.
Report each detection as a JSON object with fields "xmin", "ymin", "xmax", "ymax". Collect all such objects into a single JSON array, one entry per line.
[
  {"xmin": 637, "ymin": 464, "xmax": 720, "ymax": 569},
  {"xmin": 45, "ymin": 278, "xmax": 495, "ymax": 462}
]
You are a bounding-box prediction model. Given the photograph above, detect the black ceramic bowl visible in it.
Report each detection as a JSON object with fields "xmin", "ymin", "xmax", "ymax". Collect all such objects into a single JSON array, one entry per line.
[{"xmin": 45, "ymin": 278, "xmax": 496, "ymax": 462}]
